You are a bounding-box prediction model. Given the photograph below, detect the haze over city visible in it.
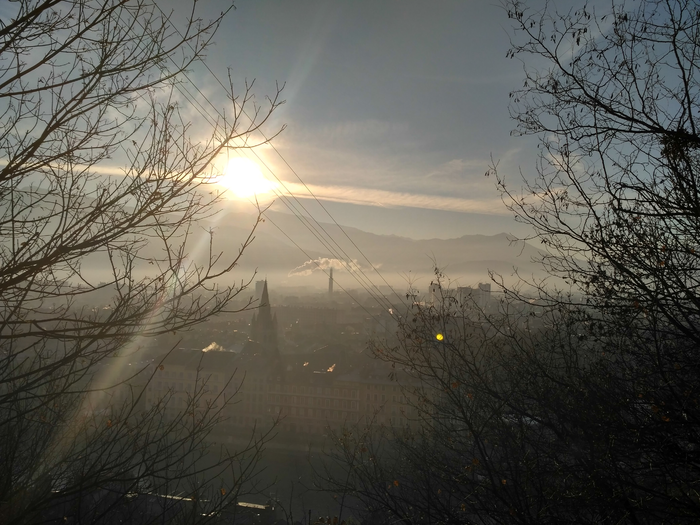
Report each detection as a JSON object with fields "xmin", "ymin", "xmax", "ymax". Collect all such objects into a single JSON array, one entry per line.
[
  {"xmin": 3, "ymin": 1, "xmax": 698, "ymax": 524},
  {"xmin": 129, "ymin": 0, "xmax": 567, "ymax": 294}
]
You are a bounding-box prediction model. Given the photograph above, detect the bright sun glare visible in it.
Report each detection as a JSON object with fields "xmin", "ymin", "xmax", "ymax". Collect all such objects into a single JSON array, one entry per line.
[{"xmin": 218, "ymin": 157, "xmax": 276, "ymax": 199}]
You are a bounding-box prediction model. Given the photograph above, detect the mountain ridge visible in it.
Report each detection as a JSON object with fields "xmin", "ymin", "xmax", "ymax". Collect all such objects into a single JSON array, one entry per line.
[{"xmin": 210, "ymin": 209, "xmax": 547, "ymax": 287}]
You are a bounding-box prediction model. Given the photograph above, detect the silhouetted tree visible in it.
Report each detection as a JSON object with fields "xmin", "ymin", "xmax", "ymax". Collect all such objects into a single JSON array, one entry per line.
[
  {"xmin": 322, "ymin": 1, "xmax": 700, "ymax": 523},
  {"xmin": 0, "ymin": 1, "xmax": 282, "ymax": 523}
]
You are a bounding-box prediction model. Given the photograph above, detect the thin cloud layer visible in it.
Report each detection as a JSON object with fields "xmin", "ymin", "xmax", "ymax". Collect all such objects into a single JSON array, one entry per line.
[{"xmin": 278, "ymin": 181, "xmax": 509, "ymax": 215}]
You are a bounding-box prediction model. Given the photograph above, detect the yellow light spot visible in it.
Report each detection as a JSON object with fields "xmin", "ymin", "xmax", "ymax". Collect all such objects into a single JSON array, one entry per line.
[
  {"xmin": 436, "ymin": 333, "xmax": 444, "ymax": 341},
  {"xmin": 217, "ymin": 157, "xmax": 276, "ymax": 199}
]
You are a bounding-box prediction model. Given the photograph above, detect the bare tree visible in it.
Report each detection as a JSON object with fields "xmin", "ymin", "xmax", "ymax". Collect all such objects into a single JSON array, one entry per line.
[
  {"xmin": 322, "ymin": 1, "xmax": 700, "ymax": 523},
  {"xmin": 0, "ymin": 1, "xmax": 283, "ymax": 523},
  {"xmin": 501, "ymin": 0, "xmax": 700, "ymax": 340}
]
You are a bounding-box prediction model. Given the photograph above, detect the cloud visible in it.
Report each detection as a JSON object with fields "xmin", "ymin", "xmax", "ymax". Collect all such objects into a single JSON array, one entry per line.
[
  {"xmin": 288, "ymin": 257, "xmax": 363, "ymax": 277},
  {"xmin": 427, "ymin": 158, "xmax": 486, "ymax": 183},
  {"xmin": 276, "ymin": 181, "xmax": 509, "ymax": 215}
]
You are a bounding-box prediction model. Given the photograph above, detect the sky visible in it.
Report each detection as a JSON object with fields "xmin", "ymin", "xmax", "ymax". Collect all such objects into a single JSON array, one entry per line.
[
  {"xmin": 183, "ymin": 0, "xmax": 548, "ymax": 240},
  {"xmin": 0, "ymin": 0, "xmax": 570, "ymax": 240}
]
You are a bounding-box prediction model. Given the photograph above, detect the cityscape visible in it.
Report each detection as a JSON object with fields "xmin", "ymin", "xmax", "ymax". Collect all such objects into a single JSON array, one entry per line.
[{"xmin": 2, "ymin": 1, "xmax": 700, "ymax": 524}]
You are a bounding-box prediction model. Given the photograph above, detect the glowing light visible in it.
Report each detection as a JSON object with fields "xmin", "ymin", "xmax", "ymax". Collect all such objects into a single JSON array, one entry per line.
[
  {"xmin": 217, "ymin": 157, "xmax": 276, "ymax": 199},
  {"xmin": 436, "ymin": 333, "xmax": 444, "ymax": 341}
]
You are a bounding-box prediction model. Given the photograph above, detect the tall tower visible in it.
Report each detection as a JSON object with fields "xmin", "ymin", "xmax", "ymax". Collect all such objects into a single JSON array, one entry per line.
[
  {"xmin": 328, "ymin": 267, "xmax": 334, "ymax": 299},
  {"xmin": 255, "ymin": 280, "xmax": 265, "ymax": 302},
  {"xmin": 249, "ymin": 280, "xmax": 278, "ymax": 355}
]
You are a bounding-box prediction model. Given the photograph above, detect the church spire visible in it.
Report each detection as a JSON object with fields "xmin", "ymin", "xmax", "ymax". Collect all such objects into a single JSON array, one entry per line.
[
  {"xmin": 260, "ymin": 279, "xmax": 270, "ymax": 308},
  {"xmin": 250, "ymin": 280, "xmax": 278, "ymax": 355}
]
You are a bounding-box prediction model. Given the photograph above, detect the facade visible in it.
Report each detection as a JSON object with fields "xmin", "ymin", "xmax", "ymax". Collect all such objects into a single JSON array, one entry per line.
[
  {"xmin": 145, "ymin": 347, "xmax": 420, "ymax": 440},
  {"xmin": 144, "ymin": 282, "xmax": 419, "ymax": 443},
  {"xmin": 457, "ymin": 282, "xmax": 491, "ymax": 310},
  {"xmin": 428, "ymin": 282, "xmax": 493, "ymax": 311}
]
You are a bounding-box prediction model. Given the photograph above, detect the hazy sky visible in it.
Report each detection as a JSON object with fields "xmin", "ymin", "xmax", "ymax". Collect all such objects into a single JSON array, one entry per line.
[
  {"xmin": 0, "ymin": 0, "xmax": 573, "ymax": 240},
  {"xmin": 187, "ymin": 0, "xmax": 551, "ymax": 240}
]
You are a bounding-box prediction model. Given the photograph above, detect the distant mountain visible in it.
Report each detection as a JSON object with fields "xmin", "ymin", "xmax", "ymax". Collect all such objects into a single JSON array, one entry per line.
[
  {"xmin": 73, "ymin": 205, "xmax": 549, "ymax": 292},
  {"xmin": 210, "ymin": 210, "xmax": 548, "ymax": 287}
]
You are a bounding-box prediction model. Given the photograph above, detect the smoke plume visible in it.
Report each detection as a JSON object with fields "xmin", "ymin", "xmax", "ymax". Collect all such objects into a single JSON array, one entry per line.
[{"xmin": 288, "ymin": 257, "xmax": 362, "ymax": 277}]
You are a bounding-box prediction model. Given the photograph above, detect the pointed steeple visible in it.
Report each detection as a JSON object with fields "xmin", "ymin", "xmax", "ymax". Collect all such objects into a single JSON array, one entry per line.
[
  {"xmin": 260, "ymin": 279, "xmax": 270, "ymax": 308},
  {"xmin": 249, "ymin": 280, "xmax": 278, "ymax": 356}
]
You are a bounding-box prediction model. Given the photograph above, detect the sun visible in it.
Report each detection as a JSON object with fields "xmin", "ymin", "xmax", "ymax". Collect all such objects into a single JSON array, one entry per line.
[{"xmin": 217, "ymin": 157, "xmax": 277, "ymax": 199}]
